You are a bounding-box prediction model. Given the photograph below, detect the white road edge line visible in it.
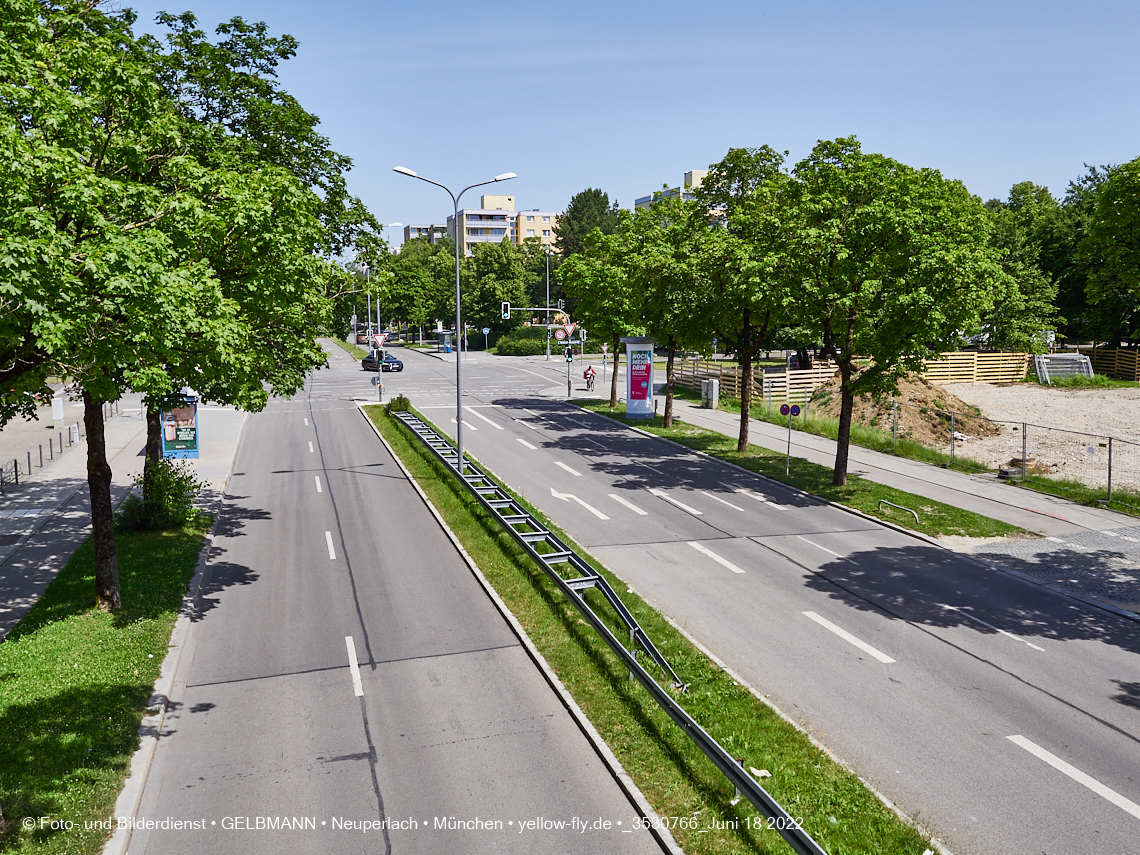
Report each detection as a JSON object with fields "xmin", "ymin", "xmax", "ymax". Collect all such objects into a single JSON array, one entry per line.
[
  {"xmin": 516, "ymin": 438, "xmax": 537, "ymax": 450},
  {"xmin": 802, "ymin": 611, "xmax": 895, "ymax": 663},
  {"xmin": 555, "ymin": 461, "xmax": 582, "ymax": 476},
  {"xmin": 940, "ymin": 605, "xmax": 1045, "ymax": 651},
  {"xmin": 797, "ymin": 535, "xmax": 858, "ymax": 565},
  {"xmin": 464, "ymin": 406, "xmax": 504, "ymax": 429},
  {"xmin": 315, "ymin": 475, "xmax": 323, "ymax": 494},
  {"xmin": 325, "ymin": 530, "xmax": 336, "ymax": 560},
  {"xmin": 1007, "ymin": 735, "xmax": 1140, "ymax": 820},
  {"xmin": 648, "ymin": 487, "xmax": 703, "ymax": 515},
  {"xmin": 701, "ymin": 491, "xmax": 745, "ymax": 511},
  {"xmin": 688, "ymin": 541, "xmax": 745, "ymax": 574},
  {"xmin": 344, "ymin": 636, "xmax": 364, "ymax": 697},
  {"xmin": 609, "ymin": 493, "xmax": 648, "ymax": 515},
  {"xmin": 308, "ymin": 441, "xmax": 314, "ymax": 453}
]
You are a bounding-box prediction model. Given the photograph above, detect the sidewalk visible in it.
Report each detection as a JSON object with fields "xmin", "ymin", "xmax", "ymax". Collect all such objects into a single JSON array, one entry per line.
[
  {"xmin": 0, "ymin": 399, "xmax": 246, "ymax": 639},
  {"xmin": 666, "ymin": 396, "xmax": 1140, "ymax": 617}
]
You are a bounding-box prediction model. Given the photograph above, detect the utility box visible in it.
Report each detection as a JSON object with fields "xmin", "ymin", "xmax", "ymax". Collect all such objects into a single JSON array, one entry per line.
[{"xmin": 701, "ymin": 378, "xmax": 720, "ymax": 409}]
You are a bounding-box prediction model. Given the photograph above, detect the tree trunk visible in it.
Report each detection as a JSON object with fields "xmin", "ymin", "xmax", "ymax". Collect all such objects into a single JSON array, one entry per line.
[
  {"xmin": 609, "ymin": 333, "xmax": 620, "ymax": 408},
  {"xmin": 83, "ymin": 389, "xmax": 121, "ymax": 611},
  {"xmin": 737, "ymin": 309, "xmax": 752, "ymax": 452},
  {"xmin": 832, "ymin": 365, "xmax": 854, "ymax": 487},
  {"xmin": 664, "ymin": 338, "xmax": 676, "ymax": 427},
  {"xmin": 795, "ymin": 347, "xmax": 811, "ymax": 370},
  {"xmin": 143, "ymin": 407, "xmax": 162, "ymax": 501}
]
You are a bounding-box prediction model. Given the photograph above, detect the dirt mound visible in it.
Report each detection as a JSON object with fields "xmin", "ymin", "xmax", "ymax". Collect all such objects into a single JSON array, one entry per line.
[{"xmin": 807, "ymin": 373, "xmax": 1001, "ymax": 447}]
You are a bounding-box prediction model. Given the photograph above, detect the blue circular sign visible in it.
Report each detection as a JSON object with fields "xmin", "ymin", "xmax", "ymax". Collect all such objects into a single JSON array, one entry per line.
[
  {"xmin": 780, "ymin": 404, "xmax": 790, "ymax": 416},
  {"xmin": 482, "ymin": 327, "xmax": 490, "ymax": 335},
  {"xmin": 790, "ymin": 405, "xmax": 801, "ymax": 417}
]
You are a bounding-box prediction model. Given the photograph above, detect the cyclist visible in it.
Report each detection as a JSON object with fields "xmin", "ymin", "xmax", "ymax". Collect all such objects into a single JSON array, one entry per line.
[{"xmin": 583, "ymin": 365, "xmax": 597, "ymax": 391}]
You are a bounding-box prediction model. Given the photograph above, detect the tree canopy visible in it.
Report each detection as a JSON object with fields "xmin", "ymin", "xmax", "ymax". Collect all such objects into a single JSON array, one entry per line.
[{"xmin": 553, "ymin": 188, "xmax": 621, "ymax": 259}]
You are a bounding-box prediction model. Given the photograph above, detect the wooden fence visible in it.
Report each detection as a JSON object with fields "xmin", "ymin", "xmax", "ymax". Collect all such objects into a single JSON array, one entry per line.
[
  {"xmin": 672, "ymin": 351, "xmax": 1030, "ymax": 402},
  {"xmin": 1067, "ymin": 348, "xmax": 1140, "ymax": 381}
]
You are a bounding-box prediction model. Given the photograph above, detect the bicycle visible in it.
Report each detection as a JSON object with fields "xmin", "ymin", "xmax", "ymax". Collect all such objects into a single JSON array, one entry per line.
[{"xmin": 584, "ymin": 368, "xmax": 596, "ymax": 391}]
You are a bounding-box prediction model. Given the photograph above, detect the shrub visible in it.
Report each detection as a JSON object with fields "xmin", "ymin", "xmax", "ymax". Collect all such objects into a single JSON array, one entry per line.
[
  {"xmin": 495, "ymin": 337, "xmax": 548, "ymax": 356},
  {"xmin": 385, "ymin": 394, "xmax": 412, "ymax": 414},
  {"xmin": 115, "ymin": 459, "xmax": 205, "ymax": 532}
]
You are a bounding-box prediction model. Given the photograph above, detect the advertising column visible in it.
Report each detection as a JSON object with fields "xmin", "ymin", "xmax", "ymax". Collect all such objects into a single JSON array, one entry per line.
[
  {"xmin": 160, "ymin": 396, "xmax": 200, "ymax": 459},
  {"xmin": 623, "ymin": 337, "xmax": 654, "ymax": 419}
]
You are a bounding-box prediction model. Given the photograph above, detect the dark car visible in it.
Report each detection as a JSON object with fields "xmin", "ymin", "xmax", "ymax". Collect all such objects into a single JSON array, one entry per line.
[
  {"xmin": 361, "ymin": 351, "xmax": 403, "ymax": 372},
  {"xmin": 381, "ymin": 353, "xmax": 403, "ymax": 372}
]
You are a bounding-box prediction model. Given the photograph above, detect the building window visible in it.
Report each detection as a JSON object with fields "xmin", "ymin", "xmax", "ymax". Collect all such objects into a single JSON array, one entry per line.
[
  {"xmin": 526, "ymin": 215, "xmax": 534, "ymax": 222},
  {"xmin": 527, "ymin": 229, "xmax": 535, "ymax": 237},
  {"xmin": 542, "ymin": 216, "xmax": 550, "ymax": 223},
  {"xmin": 542, "ymin": 229, "xmax": 550, "ymax": 237},
  {"xmin": 491, "ymin": 228, "xmax": 505, "ymax": 236}
]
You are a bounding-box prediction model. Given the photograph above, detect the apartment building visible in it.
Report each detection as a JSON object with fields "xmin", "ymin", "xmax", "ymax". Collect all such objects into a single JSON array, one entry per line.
[
  {"xmin": 634, "ymin": 169, "xmax": 710, "ymax": 209},
  {"xmin": 444, "ymin": 195, "xmax": 559, "ymax": 256},
  {"xmin": 402, "ymin": 224, "xmax": 448, "ymax": 243}
]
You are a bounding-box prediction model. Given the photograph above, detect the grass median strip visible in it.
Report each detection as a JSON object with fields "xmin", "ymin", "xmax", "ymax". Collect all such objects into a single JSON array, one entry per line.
[
  {"xmin": 582, "ymin": 402, "xmax": 1026, "ymax": 540},
  {"xmin": 366, "ymin": 403, "xmax": 934, "ymax": 855},
  {"xmin": 0, "ymin": 518, "xmax": 210, "ymax": 854}
]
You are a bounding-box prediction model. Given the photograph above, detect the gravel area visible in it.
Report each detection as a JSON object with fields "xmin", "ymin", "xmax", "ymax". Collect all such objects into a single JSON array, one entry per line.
[{"xmin": 941, "ymin": 382, "xmax": 1140, "ymax": 491}]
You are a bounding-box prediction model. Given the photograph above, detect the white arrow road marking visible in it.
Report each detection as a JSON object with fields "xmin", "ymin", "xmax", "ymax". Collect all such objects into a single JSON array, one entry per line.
[
  {"xmin": 451, "ymin": 417, "xmax": 477, "ymax": 431},
  {"xmin": 344, "ymin": 636, "xmax": 364, "ymax": 697},
  {"xmin": 325, "ymin": 531, "xmax": 336, "ymax": 560},
  {"xmin": 308, "ymin": 441, "xmax": 314, "ymax": 453},
  {"xmin": 550, "ymin": 487, "xmax": 609, "ymax": 519},
  {"xmin": 555, "ymin": 461, "xmax": 582, "ymax": 476},
  {"xmin": 1008, "ymin": 735, "xmax": 1140, "ymax": 820},
  {"xmin": 797, "ymin": 535, "xmax": 858, "ymax": 565},
  {"xmin": 516, "ymin": 438, "xmax": 536, "ymax": 450},
  {"xmin": 315, "ymin": 475, "xmax": 323, "ymax": 494},
  {"xmin": 464, "ymin": 406, "xmax": 503, "ymax": 429},
  {"xmin": 802, "ymin": 612, "xmax": 895, "ymax": 663},
  {"xmin": 648, "ymin": 488, "xmax": 703, "ymax": 515},
  {"xmin": 701, "ymin": 491, "xmax": 745, "ymax": 511},
  {"xmin": 734, "ymin": 488, "xmax": 790, "ymax": 510},
  {"xmin": 609, "ymin": 493, "xmax": 648, "ymax": 515},
  {"xmin": 688, "ymin": 541, "xmax": 745, "ymax": 573},
  {"xmin": 940, "ymin": 605, "xmax": 1046, "ymax": 651}
]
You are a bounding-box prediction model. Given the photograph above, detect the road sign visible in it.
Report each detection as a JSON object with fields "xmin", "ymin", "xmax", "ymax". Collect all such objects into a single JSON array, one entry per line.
[
  {"xmin": 563, "ymin": 323, "xmax": 577, "ymax": 337},
  {"xmin": 554, "ymin": 328, "xmax": 567, "ymax": 341},
  {"xmin": 371, "ymin": 375, "xmax": 381, "ymax": 386},
  {"xmin": 790, "ymin": 405, "xmax": 801, "ymax": 417},
  {"xmin": 601, "ymin": 343, "xmax": 609, "ymax": 354},
  {"xmin": 482, "ymin": 327, "xmax": 490, "ymax": 335},
  {"xmin": 780, "ymin": 404, "xmax": 790, "ymax": 416}
]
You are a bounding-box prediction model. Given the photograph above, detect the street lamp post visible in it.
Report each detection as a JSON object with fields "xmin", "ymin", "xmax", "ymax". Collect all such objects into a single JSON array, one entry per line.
[
  {"xmin": 545, "ymin": 246, "xmax": 553, "ymax": 361},
  {"xmin": 392, "ymin": 166, "xmax": 516, "ymax": 472}
]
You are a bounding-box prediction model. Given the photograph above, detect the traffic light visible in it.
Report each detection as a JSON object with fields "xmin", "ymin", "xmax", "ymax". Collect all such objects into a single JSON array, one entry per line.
[
  {"xmin": 557, "ymin": 298, "xmax": 565, "ymax": 310},
  {"xmin": 565, "ymin": 348, "xmax": 573, "ymax": 362},
  {"xmin": 501, "ymin": 302, "xmax": 511, "ymax": 320}
]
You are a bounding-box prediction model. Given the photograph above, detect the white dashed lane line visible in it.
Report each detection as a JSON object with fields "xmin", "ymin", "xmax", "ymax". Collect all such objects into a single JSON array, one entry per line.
[
  {"xmin": 609, "ymin": 493, "xmax": 648, "ymax": 516},
  {"xmin": 701, "ymin": 491, "xmax": 745, "ymax": 511},
  {"xmin": 1008, "ymin": 735, "xmax": 1140, "ymax": 820},
  {"xmin": 797, "ymin": 535, "xmax": 858, "ymax": 565},
  {"xmin": 688, "ymin": 541, "xmax": 745, "ymax": 574},
  {"xmin": 648, "ymin": 488, "xmax": 703, "ymax": 516},
  {"xmin": 555, "ymin": 461, "xmax": 582, "ymax": 477},
  {"xmin": 516, "ymin": 438, "xmax": 536, "ymax": 450},
  {"xmin": 802, "ymin": 611, "xmax": 896, "ymax": 663}
]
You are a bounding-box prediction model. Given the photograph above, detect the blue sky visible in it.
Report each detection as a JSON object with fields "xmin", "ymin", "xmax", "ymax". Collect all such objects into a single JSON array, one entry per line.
[{"xmin": 119, "ymin": 0, "xmax": 1140, "ymax": 248}]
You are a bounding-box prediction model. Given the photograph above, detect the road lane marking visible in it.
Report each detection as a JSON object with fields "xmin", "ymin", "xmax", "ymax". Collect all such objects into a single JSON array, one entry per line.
[
  {"xmin": 304, "ymin": 418, "xmax": 309, "ymax": 426},
  {"xmin": 451, "ymin": 417, "xmax": 478, "ymax": 431},
  {"xmin": 939, "ymin": 605, "xmax": 1045, "ymax": 651},
  {"xmin": 641, "ymin": 464, "xmax": 665, "ymax": 474},
  {"xmin": 802, "ymin": 612, "xmax": 895, "ymax": 663},
  {"xmin": 568, "ymin": 417, "xmax": 590, "ymax": 428},
  {"xmin": 797, "ymin": 535, "xmax": 858, "ymax": 565},
  {"xmin": 648, "ymin": 488, "xmax": 703, "ymax": 515},
  {"xmin": 464, "ymin": 406, "xmax": 503, "ymax": 429},
  {"xmin": 516, "ymin": 418, "xmax": 540, "ymax": 431},
  {"xmin": 308, "ymin": 441, "xmax": 314, "ymax": 453},
  {"xmin": 510, "ymin": 368, "xmax": 551, "ymax": 380},
  {"xmin": 582, "ymin": 437, "xmax": 605, "ymax": 447},
  {"xmin": 522, "ymin": 408, "xmax": 540, "ymax": 416},
  {"xmin": 609, "ymin": 493, "xmax": 648, "ymax": 515},
  {"xmin": 325, "ymin": 531, "xmax": 336, "ymax": 560},
  {"xmin": 701, "ymin": 491, "xmax": 745, "ymax": 511},
  {"xmin": 345, "ymin": 636, "xmax": 364, "ymax": 697},
  {"xmin": 1101, "ymin": 530, "xmax": 1119, "ymax": 537},
  {"xmin": 551, "ymin": 487, "xmax": 609, "ymax": 519},
  {"xmin": 1007, "ymin": 735, "xmax": 1140, "ymax": 820},
  {"xmin": 315, "ymin": 475, "xmax": 323, "ymax": 494},
  {"xmin": 516, "ymin": 438, "xmax": 537, "ymax": 450},
  {"xmin": 688, "ymin": 541, "xmax": 745, "ymax": 574},
  {"xmin": 555, "ymin": 461, "xmax": 582, "ymax": 476},
  {"xmin": 1045, "ymin": 536, "xmax": 1064, "ymax": 543},
  {"xmin": 734, "ymin": 488, "xmax": 790, "ymax": 510}
]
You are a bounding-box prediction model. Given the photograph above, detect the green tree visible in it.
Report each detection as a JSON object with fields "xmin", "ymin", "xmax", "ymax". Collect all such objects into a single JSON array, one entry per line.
[
  {"xmin": 464, "ymin": 239, "xmax": 530, "ymax": 333},
  {"xmin": 553, "ymin": 188, "xmax": 621, "ymax": 259},
  {"xmin": 1082, "ymin": 157, "xmax": 1140, "ymax": 346},
  {"xmin": 558, "ymin": 222, "xmax": 644, "ymax": 406},
  {"xmin": 777, "ymin": 137, "xmax": 1004, "ymax": 486}
]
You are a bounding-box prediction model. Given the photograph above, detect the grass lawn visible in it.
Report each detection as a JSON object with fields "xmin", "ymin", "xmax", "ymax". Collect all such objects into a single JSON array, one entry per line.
[
  {"xmin": 330, "ymin": 338, "xmax": 368, "ymax": 360},
  {"xmin": 368, "ymin": 404, "xmax": 936, "ymax": 855},
  {"xmin": 0, "ymin": 518, "xmax": 210, "ymax": 854},
  {"xmin": 581, "ymin": 401, "xmax": 1026, "ymax": 540}
]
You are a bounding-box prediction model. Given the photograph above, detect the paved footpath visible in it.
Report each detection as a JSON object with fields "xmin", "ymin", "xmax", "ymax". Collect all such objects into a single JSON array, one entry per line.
[{"xmin": 0, "ymin": 393, "xmax": 246, "ymax": 639}]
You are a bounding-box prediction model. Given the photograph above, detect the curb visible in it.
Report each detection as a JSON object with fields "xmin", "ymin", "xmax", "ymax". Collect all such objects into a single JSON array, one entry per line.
[
  {"xmin": 356, "ymin": 402, "xmax": 682, "ymax": 855},
  {"xmin": 102, "ymin": 412, "xmax": 250, "ymax": 855}
]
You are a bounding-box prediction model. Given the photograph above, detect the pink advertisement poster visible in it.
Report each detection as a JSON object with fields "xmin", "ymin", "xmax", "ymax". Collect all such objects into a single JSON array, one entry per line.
[{"xmin": 629, "ymin": 350, "xmax": 651, "ymax": 400}]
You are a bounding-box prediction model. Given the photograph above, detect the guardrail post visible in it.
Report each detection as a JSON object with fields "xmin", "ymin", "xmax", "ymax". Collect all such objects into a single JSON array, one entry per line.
[{"xmin": 1022, "ymin": 423, "xmax": 1027, "ymax": 479}]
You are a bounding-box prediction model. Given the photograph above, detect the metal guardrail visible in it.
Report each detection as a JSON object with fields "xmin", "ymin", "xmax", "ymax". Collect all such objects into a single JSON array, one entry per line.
[
  {"xmin": 392, "ymin": 410, "xmax": 829, "ymax": 855},
  {"xmin": 878, "ymin": 499, "xmax": 920, "ymax": 526}
]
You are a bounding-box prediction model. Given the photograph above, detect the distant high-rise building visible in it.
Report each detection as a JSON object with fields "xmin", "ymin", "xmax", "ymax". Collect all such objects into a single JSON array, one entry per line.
[{"xmin": 634, "ymin": 169, "xmax": 710, "ymax": 209}]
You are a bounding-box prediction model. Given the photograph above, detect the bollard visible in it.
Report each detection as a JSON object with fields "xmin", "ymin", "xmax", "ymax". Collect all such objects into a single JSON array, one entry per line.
[
  {"xmin": 1021, "ymin": 423, "xmax": 1027, "ymax": 479},
  {"xmin": 39, "ymin": 444, "xmax": 43, "ymax": 466},
  {"xmin": 49, "ymin": 437, "xmax": 54, "ymax": 460},
  {"xmin": 27, "ymin": 451, "xmax": 31, "ymax": 475},
  {"xmin": 1107, "ymin": 437, "xmax": 1113, "ymax": 502}
]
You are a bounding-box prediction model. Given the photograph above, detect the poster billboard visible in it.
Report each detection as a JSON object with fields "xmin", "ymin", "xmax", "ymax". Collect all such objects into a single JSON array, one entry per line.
[
  {"xmin": 623, "ymin": 338, "xmax": 654, "ymax": 419},
  {"xmin": 161, "ymin": 396, "xmax": 200, "ymax": 459}
]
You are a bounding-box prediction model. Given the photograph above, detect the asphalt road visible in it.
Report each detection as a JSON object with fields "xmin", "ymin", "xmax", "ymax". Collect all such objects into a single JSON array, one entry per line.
[
  {"xmin": 386, "ymin": 345, "xmax": 1140, "ymax": 855},
  {"xmin": 126, "ymin": 346, "xmax": 667, "ymax": 855}
]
